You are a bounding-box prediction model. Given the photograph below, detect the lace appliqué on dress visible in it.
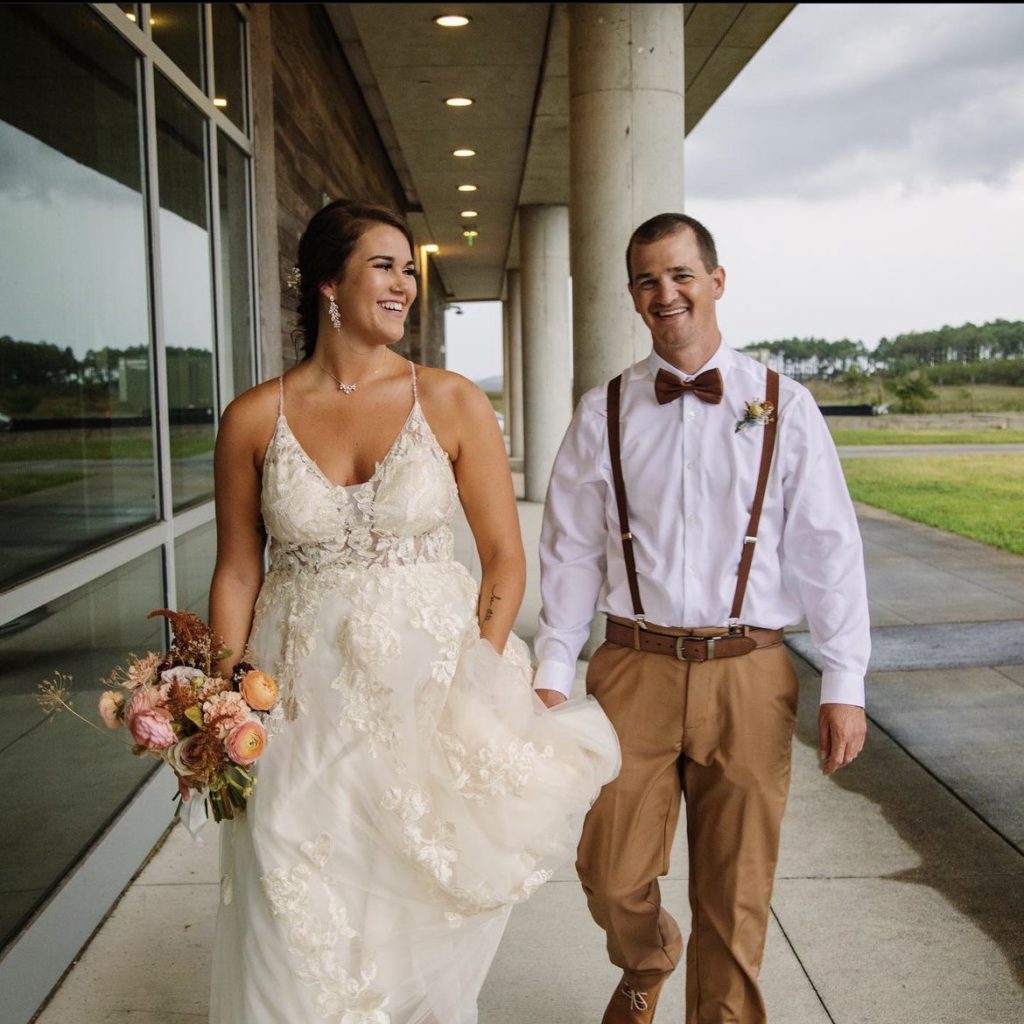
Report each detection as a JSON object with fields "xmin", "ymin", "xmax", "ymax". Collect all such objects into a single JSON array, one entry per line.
[
  {"xmin": 439, "ymin": 734, "xmax": 556, "ymax": 802},
  {"xmin": 261, "ymin": 832, "xmax": 390, "ymax": 1024},
  {"xmin": 254, "ymin": 400, "xmax": 459, "ymax": 737}
]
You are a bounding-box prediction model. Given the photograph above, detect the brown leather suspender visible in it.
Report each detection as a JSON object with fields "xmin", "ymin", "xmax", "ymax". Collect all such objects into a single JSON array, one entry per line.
[
  {"xmin": 606, "ymin": 374, "xmax": 646, "ymax": 624},
  {"xmin": 729, "ymin": 368, "xmax": 780, "ymax": 623},
  {"xmin": 606, "ymin": 367, "xmax": 781, "ymax": 629}
]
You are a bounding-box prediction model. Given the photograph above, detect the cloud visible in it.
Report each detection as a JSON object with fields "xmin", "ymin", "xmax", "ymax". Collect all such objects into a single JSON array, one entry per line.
[
  {"xmin": 0, "ymin": 120, "xmax": 138, "ymax": 207},
  {"xmin": 696, "ymin": 166, "xmax": 1024, "ymax": 350},
  {"xmin": 687, "ymin": 4, "xmax": 1024, "ymax": 199}
]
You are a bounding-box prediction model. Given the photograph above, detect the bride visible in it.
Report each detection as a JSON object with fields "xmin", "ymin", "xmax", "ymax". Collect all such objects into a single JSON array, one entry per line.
[{"xmin": 208, "ymin": 199, "xmax": 619, "ymax": 1023}]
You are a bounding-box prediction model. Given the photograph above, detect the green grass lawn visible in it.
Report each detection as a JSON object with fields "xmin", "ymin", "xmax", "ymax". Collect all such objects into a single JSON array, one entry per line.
[
  {"xmin": 841, "ymin": 453, "xmax": 1024, "ymax": 556},
  {"xmin": 831, "ymin": 428, "xmax": 1024, "ymax": 446},
  {"xmin": 0, "ymin": 470, "xmax": 85, "ymax": 500},
  {"xmin": 808, "ymin": 381, "xmax": 1024, "ymax": 412},
  {"xmin": 0, "ymin": 435, "xmax": 214, "ymax": 463}
]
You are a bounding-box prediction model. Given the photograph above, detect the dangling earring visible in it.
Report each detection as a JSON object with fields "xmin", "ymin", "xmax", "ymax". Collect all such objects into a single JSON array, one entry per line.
[{"xmin": 328, "ymin": 295, "xmax": 342, "ymax": 330}]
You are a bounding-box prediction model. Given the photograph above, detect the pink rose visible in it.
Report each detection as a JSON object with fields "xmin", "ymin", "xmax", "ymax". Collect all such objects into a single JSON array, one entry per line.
[
  {"xmin": 125, "ymin": 687, "xmax": 174, "ymax": 750},
  {"xmin": 129, "ymin": 708, "xmax": 175, "ymax": 750},
  {"xmin": 126, "ymin": 685, "xmax": 169, "ymax": 717},
  {"xmin": 225, "ymin": 720, "xmax": 266, "ymax": 765},
  {"xmin": 98, "ymin": 690, "xmax": 125, "ymax": 729}
]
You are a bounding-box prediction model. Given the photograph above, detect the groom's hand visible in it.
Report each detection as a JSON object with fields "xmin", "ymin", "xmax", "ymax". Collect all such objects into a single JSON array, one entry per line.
[
  {"xmin": 535, "ymin": 688, "xmax": 568, "ymax": 709},
  {"xmin": 818, "ymin": 703, "xmax": 866, "ymax": 775}
]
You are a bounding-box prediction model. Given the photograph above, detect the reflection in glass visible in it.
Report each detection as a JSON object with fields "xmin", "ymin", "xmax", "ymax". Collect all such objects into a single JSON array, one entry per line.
[
  {"xmin": 212, "ymin": 3, "xmax": 246, "ymax": 131},
  {"xmin": 155, "ymin": 74, "xmax": 216, "ymax": 511},
  {"xmin": 150, "ymin": 3, "xmax": 204, "ymax": 89},
  {"xmin": 0, "ymin": 551, "xmax": 164, "ymax": 950},
  {"xmin": 0, "ymin": 5, "xmax": 156, "ymax": 589},
  {"xmin": 218, "ymin": 133, "xmax": 255, "ymax": 398},
  {"xmin": 174, "ymin": 519, "xmax": 216, "ymax": 618}
]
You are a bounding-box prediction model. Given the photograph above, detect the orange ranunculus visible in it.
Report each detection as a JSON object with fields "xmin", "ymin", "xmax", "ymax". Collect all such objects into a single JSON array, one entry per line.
[
  {"xmin": 225, "ymin": 719, "xmax": 266, "ymax": 765},
  {"xmin": 239, "ymin": 670, "xmax": 278, "ymax": 711}
]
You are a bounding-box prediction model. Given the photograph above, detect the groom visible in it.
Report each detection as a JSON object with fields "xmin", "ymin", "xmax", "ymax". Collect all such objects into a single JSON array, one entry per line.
[{"xmin": 533, "ymin": 213, "xmax": 870, "ymax": 1023}]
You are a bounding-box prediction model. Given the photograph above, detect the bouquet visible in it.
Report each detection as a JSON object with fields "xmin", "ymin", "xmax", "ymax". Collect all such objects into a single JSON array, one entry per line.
[{"xmin": 38, "ymin": 608, "xmax": 279, "ymax": 823}]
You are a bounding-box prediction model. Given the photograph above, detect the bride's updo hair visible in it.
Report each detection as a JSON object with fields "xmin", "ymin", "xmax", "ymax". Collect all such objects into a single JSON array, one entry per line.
[{"xmin": 294, "ymin": 198, "xmax": 414, "ymax": 359}]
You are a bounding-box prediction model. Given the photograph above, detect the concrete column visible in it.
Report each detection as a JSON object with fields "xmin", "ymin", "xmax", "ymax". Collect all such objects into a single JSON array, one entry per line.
[
  {"xmin": 501, "ymin": 282, "xmax": 512, "ymax": 448},
  {"xmin": 248, "ymin": 3, "xmax": 282, "ymax": 377},
  {"xmin": 519, "ymin": 205, "xmax": 572, "ymax": 502},
  {"xmin": 569, "ymin": 3, "xmax": 686, "ymax": 401},
  {"xmin": 506, "ymin": 268, "xmax": 525, "ymax": 461}
]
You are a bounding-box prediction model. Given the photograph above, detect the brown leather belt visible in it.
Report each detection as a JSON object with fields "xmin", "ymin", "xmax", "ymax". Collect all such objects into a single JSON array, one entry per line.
[{"xmin": 605, "ymin": 617, "xmax": 784, "ymax": 663}]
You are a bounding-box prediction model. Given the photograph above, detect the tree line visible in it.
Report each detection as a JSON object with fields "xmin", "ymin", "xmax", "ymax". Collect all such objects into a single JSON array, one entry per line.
[
  {"xmin": 741, "ymin": 319, "xmax": 1024, "ymax": 381},
  {"xmin": 0, "ymin": 336, "xmax": 212, "ymax": 417}
]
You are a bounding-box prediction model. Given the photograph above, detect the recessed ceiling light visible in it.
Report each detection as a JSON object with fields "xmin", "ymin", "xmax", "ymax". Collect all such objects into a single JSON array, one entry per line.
[
  {"xmin": 452, "ymin": 148, "xmax": 476, "ymax": 158},
  {"xmin": 444, "ymin": 97, "xmax": 473, "ymax": 108},
  {"xmin": 125, "ymin": 11, "xmax": 137, "ymax": 21},
  {"xmin": 435, "ymin": 15, "xmax": 470, "ymax": 28},
  {"xmin": 460, "ymin": 210, "xmax": 478, "ymax": 218},
  {"xmin": 457, "ymin": 184, "xmax": 478, "ymax": 192},
  {"xmin": 423, "ymin": 244, "xmax": 439, "ymax": 254},
  {"xmin": 462, "ymin": 229, "xmax": 479, "ymax": 238},
  {"xmin": 213, "ymin": 98, "xmax": 228, "ymax": 108}
]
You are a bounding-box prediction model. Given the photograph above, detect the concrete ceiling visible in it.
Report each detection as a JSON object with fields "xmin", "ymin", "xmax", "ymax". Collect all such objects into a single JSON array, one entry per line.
[{"xmin": 327, "ymin": 3, "xmax": 795, "ymax": 302}]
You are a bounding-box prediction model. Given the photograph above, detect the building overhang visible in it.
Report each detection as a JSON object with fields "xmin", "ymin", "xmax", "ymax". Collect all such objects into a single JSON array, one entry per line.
[{"xmin": 326, "ymin": 3, "xmax": 795, "ymax": 301}]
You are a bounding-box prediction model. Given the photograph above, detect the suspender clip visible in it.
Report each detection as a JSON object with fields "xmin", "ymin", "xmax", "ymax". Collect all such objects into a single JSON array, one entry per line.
[{"xmin": 632, "ymin": 616, "xmax": 647, "ymax": 650}]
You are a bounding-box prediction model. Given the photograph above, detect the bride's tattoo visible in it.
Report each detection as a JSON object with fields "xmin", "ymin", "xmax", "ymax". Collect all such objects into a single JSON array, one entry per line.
[{"xmin": 483, "ymin": 585, "xmax": 501, "ymax": 623}]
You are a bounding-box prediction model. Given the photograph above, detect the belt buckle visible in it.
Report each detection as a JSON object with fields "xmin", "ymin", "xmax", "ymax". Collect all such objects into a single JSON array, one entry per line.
[
  {"xmin": 674, "ymin": 633, "xmax": 727, "ymax": 662},
  {"xmin": 674, "ymin": 634, "xmax": 706, "ymax": 662}
]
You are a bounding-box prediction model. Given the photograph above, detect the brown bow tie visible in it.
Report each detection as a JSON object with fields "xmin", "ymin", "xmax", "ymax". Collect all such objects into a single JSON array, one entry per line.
[{"xmin": 654, "ymin": 367, "xmax": 724, "ymax": 405}]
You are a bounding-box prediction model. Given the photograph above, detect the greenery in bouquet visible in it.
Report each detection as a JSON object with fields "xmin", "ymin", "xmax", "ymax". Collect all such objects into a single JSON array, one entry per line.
[{"xmin": 38, "ymin": 609, "xmax": 279, "ymax": 823}]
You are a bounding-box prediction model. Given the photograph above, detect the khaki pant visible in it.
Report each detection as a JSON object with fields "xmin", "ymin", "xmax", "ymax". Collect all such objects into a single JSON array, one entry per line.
[{"xmin": 577, "ymin": 632, "xmax": 799, "ymax": 1024}]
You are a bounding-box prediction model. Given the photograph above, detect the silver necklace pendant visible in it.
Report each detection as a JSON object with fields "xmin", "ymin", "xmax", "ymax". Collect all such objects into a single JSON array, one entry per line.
[{"xmin": 337, "ymin": 382, "xmax": 357, "ymax": 394}]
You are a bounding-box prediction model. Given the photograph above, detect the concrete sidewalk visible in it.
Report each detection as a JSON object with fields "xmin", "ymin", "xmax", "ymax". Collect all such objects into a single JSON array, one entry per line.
[{"xmin": 33, "ymin": 501, "xmax": 1024, "ymax": 1023}]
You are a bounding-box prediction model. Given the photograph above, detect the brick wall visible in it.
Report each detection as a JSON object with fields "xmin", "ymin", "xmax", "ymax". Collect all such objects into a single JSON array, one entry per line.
[{"xmin": 264, "ymin": 4, "xmax": 417, "ymax": 367}]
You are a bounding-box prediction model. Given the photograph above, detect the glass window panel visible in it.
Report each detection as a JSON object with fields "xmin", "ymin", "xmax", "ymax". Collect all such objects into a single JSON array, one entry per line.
[
  {"xmin": 155, "ymin": 74, "xmax": 216, "ymax": 510},
  {"xmin": 174, "ymin": 519, "xmax": 216, "ymax": 618},
  {"xmin": 150, "ymin": 3, "xmax": 204, "ymax": 90},
  {"xmin": 0, "ymin": 5, "xmax": 156, "ymax": 589},
  {"xmin": 217, "ymin": 132, "xmax": 255, "ymax": 397},
  {"xmin": 212, "ymin": 3, "xmax": 246, "ymax": 131},
  {"xmin": 0, "ymin": 550, "xmax": 165, "ymax": 950}
]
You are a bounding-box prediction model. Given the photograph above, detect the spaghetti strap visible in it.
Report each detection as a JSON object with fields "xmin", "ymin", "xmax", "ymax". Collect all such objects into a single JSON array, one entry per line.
[
  {"xmin": 278, "ymin": 374, "xmax": 285, "ymax": 417},
  {"xmin": 410, "ymin": 361, "xmax": 418, "ymax": 402}
]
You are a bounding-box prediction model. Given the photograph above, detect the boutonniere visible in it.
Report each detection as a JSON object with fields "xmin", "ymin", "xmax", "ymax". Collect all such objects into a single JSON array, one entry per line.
[{"xmin": 735, "ymin": 397, "xmax": 775, "ymax": 434}]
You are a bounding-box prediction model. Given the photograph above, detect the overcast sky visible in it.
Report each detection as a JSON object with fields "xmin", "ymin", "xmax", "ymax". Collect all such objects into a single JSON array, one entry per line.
[
  {"xmin": 685, "ymin": 1, "xmax": 1024, "ymax": 349},
  {"xmin": 448, "ymin": 2, "xmax": 1024, "ymax": 381}
]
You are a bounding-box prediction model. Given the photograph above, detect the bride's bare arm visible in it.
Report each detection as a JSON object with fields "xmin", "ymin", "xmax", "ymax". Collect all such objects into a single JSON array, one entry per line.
[
  {"xmin": 209, "ymin": 390, "xmax": 272, "ymax": 677},
  {"xmin": 427, "ymin": 374, "xmax": 525, "ymax": 653}
]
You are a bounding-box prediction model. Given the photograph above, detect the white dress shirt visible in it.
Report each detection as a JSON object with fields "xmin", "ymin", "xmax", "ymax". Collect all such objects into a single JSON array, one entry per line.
[{"xmin": 535, "ymin": 342, "xmax": 870, "ymax": 706}]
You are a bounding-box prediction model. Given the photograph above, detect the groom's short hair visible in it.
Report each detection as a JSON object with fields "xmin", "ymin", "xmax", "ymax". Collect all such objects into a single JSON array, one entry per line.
[{"xmin": 626, "ymin": 213, "xmax": 719, "ymax": 279}]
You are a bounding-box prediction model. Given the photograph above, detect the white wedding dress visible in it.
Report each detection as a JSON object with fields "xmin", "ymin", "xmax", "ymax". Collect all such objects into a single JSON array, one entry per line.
[{"xmin": 210, "ymin": 365, "xmax": 620, "ymax": 1024}]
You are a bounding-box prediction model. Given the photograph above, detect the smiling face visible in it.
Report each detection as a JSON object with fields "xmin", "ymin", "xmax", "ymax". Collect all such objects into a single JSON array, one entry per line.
[
  {"xmin": 325, "ymin": 223, "xmax": 417, "ymax": 345},
  {"xmin": 628, "ymin": 226, "xmax": 725, "ymax": 370}
]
